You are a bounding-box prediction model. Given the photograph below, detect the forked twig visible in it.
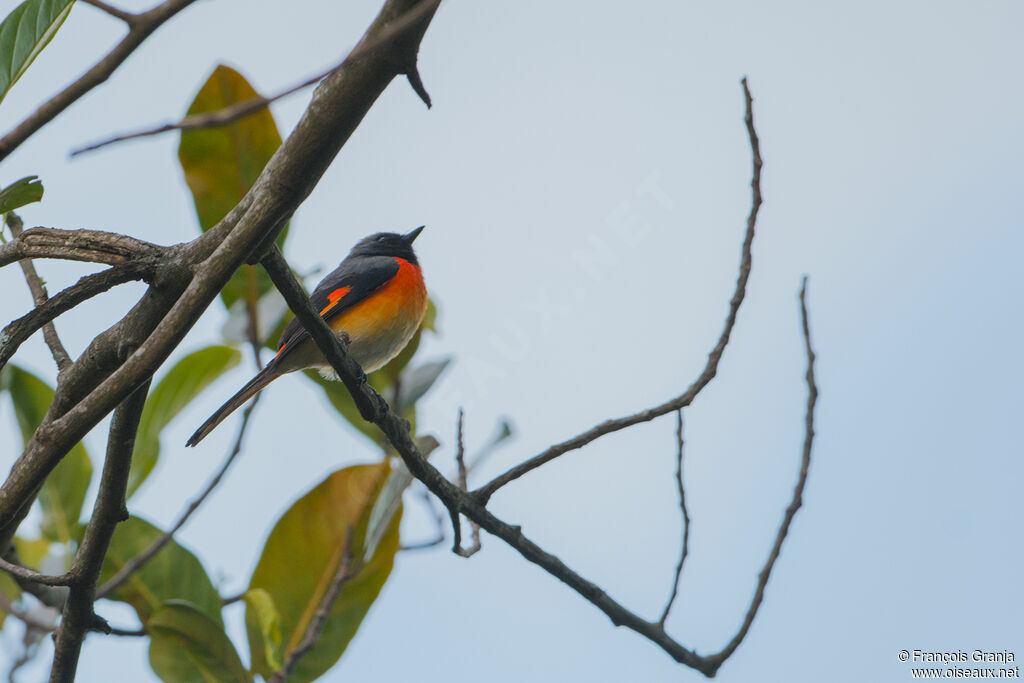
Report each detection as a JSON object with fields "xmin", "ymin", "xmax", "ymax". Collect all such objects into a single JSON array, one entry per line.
[{"xmin": 474, "ymin": 77, "xmax": 764, "ymax": 504}]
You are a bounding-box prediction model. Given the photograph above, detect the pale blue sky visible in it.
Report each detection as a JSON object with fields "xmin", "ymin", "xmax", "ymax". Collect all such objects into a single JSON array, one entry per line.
[{"xmin": 1, "ymin": 1, "xmax": 1022, "ymax": 681}]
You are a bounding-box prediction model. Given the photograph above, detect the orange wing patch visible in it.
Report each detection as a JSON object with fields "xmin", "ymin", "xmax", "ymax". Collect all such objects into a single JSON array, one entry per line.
[
  {"xmin": 319, "ymin": 286, "xmax": 352, "ymax": 316},
  {"xmin": 276, "ymin": 285, "xmax": 353, "ymax": 356}
]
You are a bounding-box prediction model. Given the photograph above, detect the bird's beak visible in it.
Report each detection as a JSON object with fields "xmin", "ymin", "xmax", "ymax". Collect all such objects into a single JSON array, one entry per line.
[{"xmin": 403, "ymin": 225, "xmax": 425, "ymax": 244}]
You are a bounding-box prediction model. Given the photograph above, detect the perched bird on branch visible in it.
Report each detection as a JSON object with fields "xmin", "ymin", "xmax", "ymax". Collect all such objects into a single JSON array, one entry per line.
[{"xmin": 187, "ymin": 226, "xmax": 427, "ymax": 446}]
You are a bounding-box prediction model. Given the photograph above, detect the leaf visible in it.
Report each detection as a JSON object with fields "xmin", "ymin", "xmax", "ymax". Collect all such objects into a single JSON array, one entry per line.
[
  {"xmin": 364, "ymin": 436, "xmax": 439, "ymax": 558},
  {"xmin": 3, "ymin": 539, "xmax": 62, "ymax": 628},
  {"xmin": 128, "ymin": 345, "xmax": 241, "ymax": 497},
  {"xmin": 13, "ymin": 536, "xmax": 51, "ymax": 569},
  {"xmin": 243, "ymin": 588, "xmax": 283, "ymax": 672},
  {"xmin": 148, "ymin": 600, "xmax": 251, "ymax": 683},
  {"xmin": 178, "ymin": 64, "xmax": 286, "ymax": 310},
  {"xmin": 0, "ymin": 175, "xmax": 43, "ymax": 214},
  {"xmin": 246, "ymin": 463, "xmax": 401, "ymax": 681},
  {"xmin": 1, "ymin": 365, "xmax": 91, "ymax": 544},
  {"xmin": 0, "ymin": 0, "xmax": 74, "ymax": 104},
  {"xmin": 395, "ymin": 357, "xmax": 450, "ymax": 413},
  {"xmin": 99, "ymin": 516, "xmax": 223, "ymax": 626},
  {"xmin": 0, "ymin": 568, "xmax": 20, "ymax": 628}
]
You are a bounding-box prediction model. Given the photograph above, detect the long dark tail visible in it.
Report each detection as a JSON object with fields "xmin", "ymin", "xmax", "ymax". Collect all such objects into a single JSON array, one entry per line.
[{"xmin": 186, "ymin": 366, "xmax": 279, "ymax": 447}]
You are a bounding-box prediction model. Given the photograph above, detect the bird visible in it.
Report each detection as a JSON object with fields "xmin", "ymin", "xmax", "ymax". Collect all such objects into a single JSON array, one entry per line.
[{"xmin": 186, "ymin": 226, "xmax": 427, "ymax": 446}]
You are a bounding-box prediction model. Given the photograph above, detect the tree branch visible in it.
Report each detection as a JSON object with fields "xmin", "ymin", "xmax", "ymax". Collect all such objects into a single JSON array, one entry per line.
[
  {"xmin": 4, "ymin": 213, "xmax": 72, "ymax": 373},
  {"xmin": 261, "ymin": 247, "xmax": 381, "ymax": 420},
  {"xmin": 659, "ymin": 409, "xmax": 690, "ymax": 626},
  {"xmin": 258, "ymin": 213, "xmax": 721, "ymax": 673},
  {"xmin": 71, "ymin": 0, "xmax": 441, "ymax": 156},
  {"xmin": 71, "ymin": 72, "xmax": 339, "ymax": 157},
  {"xmin": 50, "ymin": 379, "xmax": 149, "ymax": 683},
  {"xmin": 0, "ymin": 0, "xmax": 441, "ymax": 551},
  {"xmin": 0, "ymin": 0, "xmax": 199, "ymax": 162},
  {"xmin": 256, "ymin": 78, "xmax": 815, "ymax": 678},
  {"xmin": 95, "ymin": 395, "xmax": 259, "ymax": 599},
  {"xmin": 451, "ymin": 409, "xmax": 480, "ymax": 558},
  {"xmin": 473, "ymin": 76, "xmax": 764, "ymax": 504},
  {"xmin": 0, "ymin": 555, "xmax": 71, "ymax": 587},
  {"xmin": 0, "ymin": 227, "xmax": 163, "ymax": 268},
  {"xmin": 79, "ymin": 0, "xmax": 137, "ymax": 23},
  {"xmin": 0, "ymin": 262, "xmax": 153, "ymax": 374},
  {"xmin": 706, "ymin": 277, "xmax": 817, "ymax": 667}
]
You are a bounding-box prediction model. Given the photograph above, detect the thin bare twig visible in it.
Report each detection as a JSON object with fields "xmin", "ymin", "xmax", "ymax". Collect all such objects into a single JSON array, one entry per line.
[
  {"xmin": 0, "ymin": 262, "xmax": 153, "ymax": 375},
  {"xmin": 0, "ymin": 0, "xmax": 199, "ymax": 162},
  {"xmin": 221, "ymin": 592, "xmax": 245, "ymax": 606},
  {"xmin": 106, "ymin": 625, "xmax": 146, "ymax": 637},
  {"xmin": 707, "ymin": 277, "xmax": 817, "ymax": 667},
  {"xmin": 268, "ymin": 524, "xmax": 365, "ymax": 682},
  {"xmin": 0, "ymin": 556, "xmax": 71, "ymax": 587},
  {"xmin": 70, "ymin": 72, "xmax": 330, "ymax": 157},
  {"xmin": 474, "ymin": 76, "xmax": 764, "ymax": 504},
  {"xmin": 0, "ymin": 545, "xmax": 69, "ymax": 612},
  {"xmin": 659, "ymin": 409, "xmax": 690, "ymax": 626},
  {"xmin": 96, "ymin": 396, "xmax": 259, "ymax": 599},
  {"xmin": 4, "ymin": 213, "xmax": 72, "ymax": 373},
  {"xmin": 71, "ymin": 0, "xmax": 442, "ymax": 156},
  {"xmin": 79, "ymin": 0, "xmax": 137, "ymax": 23},
  {"xmin": 451, "ymin": 409, "xmax": 480, "ymax": 558}
]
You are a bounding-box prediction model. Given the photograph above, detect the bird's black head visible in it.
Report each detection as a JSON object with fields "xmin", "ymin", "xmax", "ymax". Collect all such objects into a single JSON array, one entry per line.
[{"xmin": 349, "ymin": 226, "xmax": 424, "ymax": 264}]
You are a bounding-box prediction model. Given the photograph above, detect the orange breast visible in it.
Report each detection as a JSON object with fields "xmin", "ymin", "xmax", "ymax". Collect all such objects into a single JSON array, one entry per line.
[{"xmin": 326, "ymin": 258, "xmax": 427, "ymax": 372}]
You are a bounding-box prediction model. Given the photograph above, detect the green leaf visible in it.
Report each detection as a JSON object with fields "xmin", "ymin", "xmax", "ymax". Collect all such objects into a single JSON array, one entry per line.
[
  {"xmin": 128, "ymin": 345, "xmax": 241, "ymax": 497},
  {"xmin": 1, "ymin": 365, "xmax": 91, "ymax": 544},
  {"xmin": 99, "ymin": 516, "xmax": 223, "ymax": 626},
  {"xmin": 243, "ymin": 588, "xmax": 283, "ymax": 672},
  {"xmin": 13, "ymin": 535, "xmax": 50, "ymax": 568},
  {"xmin": 0, "ymin": 567, "xmax": 20, "ymax": 628},
  {"xmin": 148, "ymin": 600, "xmax": 251, "ymax": 683},
  {"xmin": 178, "ymin": 64, "xmax": 286, "ymax": 310},
  {"xmin": 0, "ymin": 175, "xmax": 43, "ymax": 214},
  {"xmin": 246, "ymin": 463, "xmax": 401, "ymax": 681},
  {"xmin": 0, "ymin": 0, "xmax": 74, "ymax": 104}
]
